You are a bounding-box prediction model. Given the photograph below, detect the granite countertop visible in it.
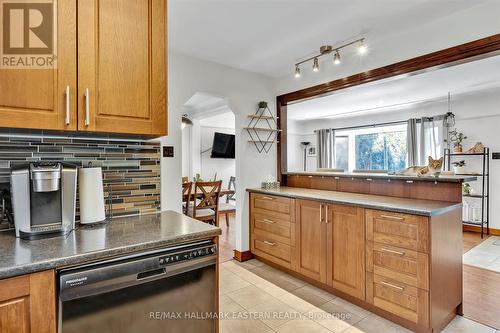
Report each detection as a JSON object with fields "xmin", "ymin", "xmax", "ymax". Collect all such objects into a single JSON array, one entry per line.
[
  {"xmin": 0, "ymin": 211, "xmax": 221, "ymax": 280},
  {"xmin": 248, "ymin": 187, "xmax": 462, "ymax": 216},
  {"xmin": 284, "ymin": 171, "xmax": 477, "ymax": 183}
]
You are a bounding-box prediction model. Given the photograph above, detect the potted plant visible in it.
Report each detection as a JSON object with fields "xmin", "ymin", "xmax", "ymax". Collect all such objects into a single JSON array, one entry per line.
[
  {"xmin": 462, "ymin": 182, "xmax": 472, "ymax": 195},
  {"xmin": 452, "ymin": 160, "xmax": 466, "ymax": 174},
  {"xmin": 445, "ymin": 129, "xmax": 467, "ymax": 153}
]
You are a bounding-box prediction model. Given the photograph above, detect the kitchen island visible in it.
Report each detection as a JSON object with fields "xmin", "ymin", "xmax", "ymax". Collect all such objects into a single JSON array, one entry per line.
[
  {"xmin": 0, "ymin": 211, "xmax": 221, "ymax": 333},
  {"xmin": 247, "ymin": 186, "xmax": 463, "ymax": 333}
]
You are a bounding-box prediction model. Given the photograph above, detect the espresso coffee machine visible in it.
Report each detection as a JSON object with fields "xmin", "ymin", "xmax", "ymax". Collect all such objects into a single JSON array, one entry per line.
[{"xmin": 10, "ymin": 162, "xmax": 77, "ymax": 240}]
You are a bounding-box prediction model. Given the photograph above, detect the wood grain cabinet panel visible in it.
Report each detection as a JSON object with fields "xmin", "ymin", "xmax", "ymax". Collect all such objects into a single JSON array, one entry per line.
[
  {"xmin": 77, "ymin": 0, "xmax": 166, "ymax": 135},
  {"xmin": 295, "ymin": 200, "xmax": 327, "ymax": 283},
  {"xmin": 251, "ymin": 194, "xmax": 293, "ymax": 217},
  {"xmin": 338, "ymin": 177, "xmax": 370, "ymax": 194},
  {"xmin": 326, "ymin": 204, "xmax": 366, "ymax": 300},
  {"xmin": 0, "ymin": 1, "xmax": 77, "ymax": 131},
  {"xmin": 0, "ymin": 270, "xmax": 56, "ymax": 333}
]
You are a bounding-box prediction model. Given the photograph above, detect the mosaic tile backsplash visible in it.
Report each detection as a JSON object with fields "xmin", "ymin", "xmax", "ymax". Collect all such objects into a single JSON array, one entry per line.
[{"xmin": 0, "ymin": 129, "xmax": 161, "ymax": 223}]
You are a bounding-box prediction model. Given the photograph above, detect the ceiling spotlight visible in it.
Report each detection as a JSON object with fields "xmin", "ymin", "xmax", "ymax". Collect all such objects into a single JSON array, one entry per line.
[
  {"xmin": 312, "ymin": 58, "xmax": 319, "ymax": 72},
  {"xmin": 333, "ymin": 51, "xmax": 341, "ymax": 65},
  {"xmin": 358, "ymin": 39, "xmax": 367, "ymax": 54},
  {"xmin": 294, "ymin": 65, "xmax": 301, "ymax": 78}
]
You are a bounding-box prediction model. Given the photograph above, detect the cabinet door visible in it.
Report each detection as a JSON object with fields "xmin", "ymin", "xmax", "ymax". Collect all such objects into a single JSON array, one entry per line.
[
  {"xmin": 78, "ymin": 0, "xmax": 167, "ymax": 135},
  {"xmin": 326, "ymin": 204, "xmax": 366, "ymax": 300},
  {"xmin": 295, "ymin": 200, "xmax": 327, "ymax": 283},
  {"xmin": 0, "ymin": 271, "xmax": 55, "ymax": 333},
  {"xmin": 0, "ymin": 1, "xmax": 77, "ymax": 131}
]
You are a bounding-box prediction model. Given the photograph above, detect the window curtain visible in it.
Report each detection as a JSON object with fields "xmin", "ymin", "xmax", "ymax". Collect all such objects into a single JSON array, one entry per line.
[
  {"xmin": 407, "ymin": 117, "xmax": 444, "ymax": 166},
  {"xmin": 316, "ymin": 128, "xmax": 335, "ymax": 168},
  {"xmin": 407, "ymin": 119, "xmax": 418, "ymax": 166}
]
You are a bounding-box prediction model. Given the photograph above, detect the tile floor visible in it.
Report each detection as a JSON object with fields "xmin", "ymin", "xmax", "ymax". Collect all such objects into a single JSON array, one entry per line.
[{"xmin": 219, "ymin": 259, "xmax": 499, "ymax": 333}]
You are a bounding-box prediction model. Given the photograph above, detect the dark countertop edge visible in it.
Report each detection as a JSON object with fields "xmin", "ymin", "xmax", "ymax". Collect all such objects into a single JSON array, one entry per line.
[
  {"xmin": 0, "ymin": 229, "xmax": 221, "ymax": 280},
  {"xmin": 283, "ymin": 172, "xmax": 477, "ymax": 183},
  {"xmin": 247, "ymin": 188, "xmax": 462, "ymax": 217}
]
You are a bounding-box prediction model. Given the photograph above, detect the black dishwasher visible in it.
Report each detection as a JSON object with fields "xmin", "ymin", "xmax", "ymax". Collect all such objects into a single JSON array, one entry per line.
[{"xmin": 58, "ymin": 240, "xmax": 217, "ymax": 333}]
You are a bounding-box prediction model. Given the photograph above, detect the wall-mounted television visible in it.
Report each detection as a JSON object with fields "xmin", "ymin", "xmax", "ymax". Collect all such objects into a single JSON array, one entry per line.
[{"xmin": 211, "ymin": 132, "xmax": 235, "ymax": 159}]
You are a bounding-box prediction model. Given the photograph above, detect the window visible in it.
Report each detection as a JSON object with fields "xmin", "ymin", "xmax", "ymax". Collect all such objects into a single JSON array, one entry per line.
[
  {"xmin": 334, "ymin": 136, "xmax": 349, "ymax": 170},
  {"xmin": 355, "ymin": 130, "xmax": 407, "ymax": 172},
  {"xmin": 335, "ymin": 123, "xmax": 407, "ymax": 173}
]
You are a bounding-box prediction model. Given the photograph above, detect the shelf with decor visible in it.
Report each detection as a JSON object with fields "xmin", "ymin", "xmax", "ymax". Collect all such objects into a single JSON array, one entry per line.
[
  {"xmin": 246, "ymin": 101, "xmax": 280, "ymax": 153},
  {"xmin": 444, "ymin": 147, "xmax": 490, "ymax": 237}
]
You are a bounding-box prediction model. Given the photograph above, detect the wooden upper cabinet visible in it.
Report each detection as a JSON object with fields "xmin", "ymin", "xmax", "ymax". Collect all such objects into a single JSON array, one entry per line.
[
  {"xmin": 0, "ymin": 1, "xmax": 77, "ymax": 131},
  {"xmin": 295, "ymin": 200, "xmax": 327, "ymax": 283},
  {"xmin": 0, "ymin": 270, "xmax": 56, "ymax": 333},
  {"xmin": 77, "ymin": 0, "xmax": 167, "ymax": 136},
  {"xmin": 326, "ymin": 204, "xmax": 365, "ymax": 300}
]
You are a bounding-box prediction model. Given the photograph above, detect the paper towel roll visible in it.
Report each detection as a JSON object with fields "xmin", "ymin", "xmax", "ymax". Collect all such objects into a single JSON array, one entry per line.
[{"xmin": 78, "ymin": 167, "xmax": 106, "ymax": 224}]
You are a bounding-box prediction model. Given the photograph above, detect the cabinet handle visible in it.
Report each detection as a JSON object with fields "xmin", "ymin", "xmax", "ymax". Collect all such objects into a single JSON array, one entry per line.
[
  {"xmin": 84, "ymin": 88, "xmax": 90, "ymax": 126},
  {"xmin": 381, "ymin": 248, "xmax": 405, "ymax": 256},
  {"xmin": 262, "ymin": 196, "xmax": 274, "ymax": 200},
  {"xmin": 320, "ymin": 204, "xmax": 323, "ymax": 223},
  {"xmin": 381, "ymin": 281, "xmax": 404, "ymax": 291},
  {"xmin": 334, "ymin": 177, "xmax": 340, "ymax": 180},
  {"xmin": 406, "ymin": 180, "xmax": 414, "ymax": 184},
  {"xmin": 262, "ymin": 218, "xmax": 275, "ymax": 224},
  {"xmin": 263, "ymin": 240, "xmax": 276, "ymax": 246},
  {"xmin": 65, "ymin": 85, "xmax": 70, "ymax": 125},
  {"xmin": 380, "ymin": 214, "xmax": 404, "ymax": 221},
  {"xmin": 366, "ymin": 178, "xmax": 373, "ymax": 182},
  {"xmin": 325, "ymin": 205, "xmax": 329, "ymax": 223}
]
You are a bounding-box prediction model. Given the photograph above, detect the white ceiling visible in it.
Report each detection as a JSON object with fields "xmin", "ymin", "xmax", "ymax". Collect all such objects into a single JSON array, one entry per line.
[
  {"xmin": 287, "ymin": 55, "xmax": 500, "ymax": 120},
  {"xmin": 169, "ymin": 0, "xmax": 486, "ymax": 78}
]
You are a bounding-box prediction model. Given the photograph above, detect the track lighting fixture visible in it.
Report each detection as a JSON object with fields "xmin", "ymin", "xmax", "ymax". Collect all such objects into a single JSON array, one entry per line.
[
  {"xmin": 333, "ymin": 51, "xmax": 341, "ymax": 65},
  {"xmin": 293, "ymin": 37, "xmax": 366, "ymax": 77},
  {"xmin": 312, "ymin": 58, "xmax": 319, "ymax": 72},
  {"xmin": 294, "ymin": 65, "xmax": 301, "ymax": 78}
]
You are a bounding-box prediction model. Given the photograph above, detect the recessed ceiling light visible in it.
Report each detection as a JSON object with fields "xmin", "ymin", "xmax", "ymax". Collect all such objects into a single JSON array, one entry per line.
[
  {"xmin": 295, "ymin": 65, "xmax": 301, "ymax": 78},
  {"xmin": 358, "ymin": 40, "xmax": 367, "ymax": 55}
]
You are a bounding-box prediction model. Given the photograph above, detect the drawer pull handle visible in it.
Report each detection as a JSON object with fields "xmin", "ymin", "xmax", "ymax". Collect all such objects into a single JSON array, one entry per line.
[
  {"xmin": 381, "ymin": 281, "xmax": 405, "ymax": 291},
  {"xmin": 262, "ymin": 196, "xmax": 274, "ymax": 200},
  {"xmin": 263, "ymin": 240, "xmax": 276, "ymax": 246},
  {"xmin": 308, "ymin": 175, "xmax": 313, "ymax": 178},
  {"xmin": 366, "ymin": 178, "xmax": 373, "ymax": 182},
  {"xmin": 406, "ymin": 180, "xmax": 414, "ymax": 184},
  {"xmin": 334, "ymin": 177, "xmax": 340, "ymax": 180},
  {"xmin": 380, "ymin": 214, "xmax": 404, "ymax": 221},
  {"xmin": 381, "ymin": 248, "xmax": 405, "ymax": 256},
  {"xmin": 262, "ymin": 218, "xmax": 275, "ymax": 224}
]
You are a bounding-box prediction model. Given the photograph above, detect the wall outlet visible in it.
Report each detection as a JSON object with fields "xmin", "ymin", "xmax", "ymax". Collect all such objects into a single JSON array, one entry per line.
[
  {"xmin": 492, "ymin": 152, "xmax": 500, "ymax": 159},
  {"xmin": 163, "ymin": 146, "xmax": 174, "ymax": 157}
]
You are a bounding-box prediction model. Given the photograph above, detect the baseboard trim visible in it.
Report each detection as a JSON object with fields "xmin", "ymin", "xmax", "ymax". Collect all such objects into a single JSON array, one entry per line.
[
  {"xmin": 463, "ymin": 225, "xmax": 500, "ymax": 236},
  {"xmin": 233, "ymin": 250, "xmax": 253, "ymax": 262}
]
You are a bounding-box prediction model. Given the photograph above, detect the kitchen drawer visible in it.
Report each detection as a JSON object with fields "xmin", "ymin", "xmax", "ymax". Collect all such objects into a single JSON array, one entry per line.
[
  {"xmin": 366, "ymin": 210, "xmax": 429, "ymax": 253},
  {"xmin": 251, "ymin": 234, "xmax": 292, "ymax": 268},
  {"xmin": 369, "ymin": 242, "xmax": 429, "ymax": 290},
  {"xmin": 251, "ymin": 193, "xmax": 294, "ymax": 218},
  {"xmin": 252, "ymin": 213, "xmax": 294, "ymax": 245},
  {"xmin": 367, "ymin": 273, "xmax": 429, "ymax": 326}
]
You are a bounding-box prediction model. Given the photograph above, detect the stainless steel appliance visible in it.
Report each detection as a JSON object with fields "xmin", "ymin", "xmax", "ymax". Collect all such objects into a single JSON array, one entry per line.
[
  {"xmin": 58, "ymin": 240, "xmax": 217, "ymax": 333},
  {"xmin": 10, "ymin": 162, "xmax": 77, "ymax": 239}
]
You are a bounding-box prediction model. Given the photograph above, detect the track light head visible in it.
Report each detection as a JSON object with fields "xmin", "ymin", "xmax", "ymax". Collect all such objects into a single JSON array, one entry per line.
[
  {"xmin": 313, "ymin": 58, "xmax": 319, "ymax": 72},
  {"xmin": 333, "ymin": 51, "xmax": 341, "ymax": 65},
  {"xmin": 294, "ymin": 65, "xmax": 301, "ymax": 78},
  {"xmin": 358, "ymin": 39, "xmax": 367, "ymax": 54}
]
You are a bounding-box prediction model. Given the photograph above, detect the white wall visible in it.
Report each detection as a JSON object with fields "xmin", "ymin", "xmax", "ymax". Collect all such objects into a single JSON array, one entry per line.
[
  {"xmin": 162, "ymin": 51, "xmax": 276, "ymax": 252},
  {"xmin": 200, "ymin": 126, "xmax": 236, "ymax": 184}
]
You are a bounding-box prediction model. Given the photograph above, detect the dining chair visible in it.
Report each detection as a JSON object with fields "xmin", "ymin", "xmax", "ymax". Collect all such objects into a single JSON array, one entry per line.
[
  {"xmin": 182, "ymin": 181, "xmax": 193, "ymax": 215},
  {"xmin": 182, "ymin": 176, "xmax": 189, "ymax": 183},
  {"xmin": 189, "ymin": 180, "xmax": 222, "ymax": 226},
  {"xmin": 219, "ymin": 176, "xmax": 236, "ymax": 227}
]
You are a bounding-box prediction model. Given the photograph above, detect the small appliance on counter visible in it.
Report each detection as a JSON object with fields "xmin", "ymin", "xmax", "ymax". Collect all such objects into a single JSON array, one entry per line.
[
  {"xmin": 78, "ymin": 166, "xmax": 106, "ymax": 224},
  {"xmin": 10, "ymin": 162, "xmax": 77, "ymax": 240}
]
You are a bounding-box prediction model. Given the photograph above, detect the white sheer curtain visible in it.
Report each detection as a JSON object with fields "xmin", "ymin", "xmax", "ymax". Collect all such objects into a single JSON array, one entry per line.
[
  {"xmin": 407, "ymin": 117, "xmax": 444, "ymax": 166},
  {"xmin": 316, "ymin": 129, "xmax": 335, "ymax": 168}
]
